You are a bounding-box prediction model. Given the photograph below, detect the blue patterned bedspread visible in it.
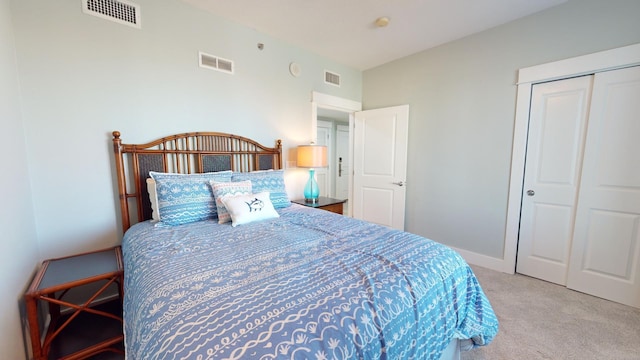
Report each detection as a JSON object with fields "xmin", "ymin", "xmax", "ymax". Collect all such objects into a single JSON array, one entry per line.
[{"xmin": 122, "ymin": 205, "xmax": 498, "ymax": 360}]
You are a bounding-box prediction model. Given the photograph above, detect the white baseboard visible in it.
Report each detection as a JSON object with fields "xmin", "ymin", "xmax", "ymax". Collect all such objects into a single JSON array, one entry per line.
[{"xmin": 449, "ymin": 246, "xmax": 513, "ymax": 274}]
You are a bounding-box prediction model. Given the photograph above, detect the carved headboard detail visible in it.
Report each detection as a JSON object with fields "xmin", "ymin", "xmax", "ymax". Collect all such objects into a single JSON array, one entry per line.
[{"xmin": 112, "ymin": 131, "xmax": 282, "ymax": 232}]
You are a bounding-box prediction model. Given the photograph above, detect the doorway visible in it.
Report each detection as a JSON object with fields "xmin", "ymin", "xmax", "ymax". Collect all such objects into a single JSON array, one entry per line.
[
  {"xmin": 311, "ymin": 93, "xmax": 410, "ymax": 229},
  {"xmin": 311, "ymin": 92, "xmax": 361, "ymax": 216},
  {"xmin": 316, "ymin": 112, "xmax": 349, "ymax": 199}
]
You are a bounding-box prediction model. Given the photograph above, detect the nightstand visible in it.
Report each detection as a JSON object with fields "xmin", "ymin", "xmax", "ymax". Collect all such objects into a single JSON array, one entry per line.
[
  {"xmin": 292, "ymin": 197, "xmax": 347, "ymax": 215},
  {"xmin": 25, "ymin": 246, "xmax": 124, "ymax": 360}
]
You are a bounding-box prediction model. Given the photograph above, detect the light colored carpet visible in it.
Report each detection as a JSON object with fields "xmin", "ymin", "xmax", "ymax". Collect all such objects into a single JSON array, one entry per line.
[{"xmin": 461, "ymin": 266, "xmax": 640, "ymax": 360}]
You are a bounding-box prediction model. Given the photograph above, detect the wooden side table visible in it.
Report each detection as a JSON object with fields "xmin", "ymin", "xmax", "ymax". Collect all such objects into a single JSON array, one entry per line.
[
  {"xmin": 292, "ymin": 197, "xmax": 347, "ymax": 215},
  {"xmin": 25, "ymin": 246, "xmax": 124, "ymax": 360}
]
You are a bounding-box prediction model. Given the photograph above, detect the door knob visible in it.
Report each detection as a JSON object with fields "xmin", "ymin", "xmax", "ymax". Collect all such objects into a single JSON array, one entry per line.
[
  {"xmin": 527, "ymin": 190, "xmax": 535, "ymax": 196},
  {"xmin": 392, "ymin": 181, "xmax": 405, "ymax": 187}
]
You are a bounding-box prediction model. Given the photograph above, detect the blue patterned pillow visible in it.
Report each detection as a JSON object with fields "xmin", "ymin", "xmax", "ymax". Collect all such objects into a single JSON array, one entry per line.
[
  {"xmin": 231, "ymin": 170, "xmax": 291, "ymax": 208},
  {"xmin": 210, "ymin": 180, "xmax": 252, "ymax": 224},
  {"xmin": 150, "ymin": 171, "xmax": 232, "ymax": 226}
]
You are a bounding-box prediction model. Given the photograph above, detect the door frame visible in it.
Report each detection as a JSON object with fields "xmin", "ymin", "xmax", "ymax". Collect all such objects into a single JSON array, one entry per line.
[
  {"xmin": 311, "ymin": 92, "xmax": 362, "ymax": 216},
  {"xmin": 503, "ymin": 43, "xmax": 640, "ymax": 274}
]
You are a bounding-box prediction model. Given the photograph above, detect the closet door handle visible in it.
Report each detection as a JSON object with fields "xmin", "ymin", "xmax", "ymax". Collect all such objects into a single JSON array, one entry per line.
[
  {"xmin": 527, "ymin": 190, "xmax": 535, "ymax": 196},
  {"xmin": 392, "ymin": 181, "xmax": 405, "ymax": 187}
]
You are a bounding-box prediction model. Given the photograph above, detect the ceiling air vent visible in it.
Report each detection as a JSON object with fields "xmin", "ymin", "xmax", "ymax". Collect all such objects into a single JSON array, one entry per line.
[
  {"xmin": 324, "ymin": 70, "xmax": 341, "ymax": 87},
  {"xmin": 82, "ymin": 0, "xmax": 141, "ymax": 29},
  {"xmin": 199, "ymin": 52, "xmax": 234, "ymax": 74}
]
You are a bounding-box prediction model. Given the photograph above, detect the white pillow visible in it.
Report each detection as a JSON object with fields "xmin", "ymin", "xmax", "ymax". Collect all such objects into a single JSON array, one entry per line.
[
  {"xmin": 220, "ymin": 191, "xmax": 279, "ymax": 227},
  {"xmin": 146, "ymin": 178, "xmax": 159, "ymax": 222}
]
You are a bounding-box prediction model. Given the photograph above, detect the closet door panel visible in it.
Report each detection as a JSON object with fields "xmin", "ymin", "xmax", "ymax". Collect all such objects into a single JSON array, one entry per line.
[
  {"xmin": 567, "ymin": 66, "xmax": 640, "ymax": 308},
  {"xmin": 516, "ymin": 76, "xmax": 593, "ymax": 285}
]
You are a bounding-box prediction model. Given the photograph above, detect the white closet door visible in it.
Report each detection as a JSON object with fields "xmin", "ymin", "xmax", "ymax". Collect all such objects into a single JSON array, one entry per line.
[
  {"xmin": 567, "ymin": 66, "xmax": 640, "ymax": 308},
  {"xmin": 516, "ymin": 76, "xmax": 593, "ymax": 285}
]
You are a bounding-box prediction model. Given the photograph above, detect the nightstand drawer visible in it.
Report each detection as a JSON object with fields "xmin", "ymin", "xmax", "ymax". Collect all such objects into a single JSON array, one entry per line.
[{"xmin": 318, "ymin": 202, "xmax": 344, "ymax": 214}]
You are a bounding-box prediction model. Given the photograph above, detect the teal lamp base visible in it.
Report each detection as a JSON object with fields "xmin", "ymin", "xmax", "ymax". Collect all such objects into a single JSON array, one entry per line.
[{"xmin": 303, "ymin": 169, "xmax": 320, "ymax": 203}]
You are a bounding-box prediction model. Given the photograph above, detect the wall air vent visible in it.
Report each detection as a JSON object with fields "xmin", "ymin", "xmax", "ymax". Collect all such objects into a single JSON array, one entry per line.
[
  {"xmin": 82, "ymin": 0, "xmax": 141, "ymax": 29},
  {"xmin": 324, "ymin": 70, "xmax": 341, "ymax": 87},
  {"xmin": 199, "ymin": 52, "xmax": 234, "ymax": 74}
]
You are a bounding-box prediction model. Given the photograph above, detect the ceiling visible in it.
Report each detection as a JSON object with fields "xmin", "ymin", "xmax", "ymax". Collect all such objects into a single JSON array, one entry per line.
[{"xmin": 181, "ymin": 0, "xmax": 567, "ymax": 70}]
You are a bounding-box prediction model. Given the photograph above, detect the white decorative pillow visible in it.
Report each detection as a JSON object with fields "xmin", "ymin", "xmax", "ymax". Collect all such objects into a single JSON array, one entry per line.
[
  {"xmin": 210, "ymin": 180, "xmax": 252, "ymax": 224},
  {"xmin": 220, "ymin": 191, "xmax": 279, "ymax": 227},
  {"xmin": 146, "ymin": 178, "xmax": 159, "ymax": 222}
]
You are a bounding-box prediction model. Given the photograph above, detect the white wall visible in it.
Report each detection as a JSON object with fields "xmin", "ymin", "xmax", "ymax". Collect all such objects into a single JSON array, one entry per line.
[
  {"xmin": 11, "ymin": 0, "xmax": 361, "ymax": 259},
  {"xmin": 362, "ymin": 0, "xmax": 640, "ymax": 267},
  {"xmin": 7, "ymin": 1, "xmax": 360, "ymax": 356},
  {"xmin": 0, "ymin": 0, "xmax": 39, "ymax": 358}
]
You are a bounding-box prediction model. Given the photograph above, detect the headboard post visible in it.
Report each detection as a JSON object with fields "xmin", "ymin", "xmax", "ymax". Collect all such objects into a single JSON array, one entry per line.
[{"xmin": 112, "ymin": 131, "xmax": 131, "ymax": 232}]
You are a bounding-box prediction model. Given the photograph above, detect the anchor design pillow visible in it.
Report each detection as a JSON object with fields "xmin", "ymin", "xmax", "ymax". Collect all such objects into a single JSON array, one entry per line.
[{"xmin": 220, "ymin": 191, "xmax": 279, "ymax": 227}]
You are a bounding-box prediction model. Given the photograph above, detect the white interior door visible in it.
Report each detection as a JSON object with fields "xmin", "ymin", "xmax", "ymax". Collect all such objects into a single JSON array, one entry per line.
[
  {"xmin": 336, "ymin": 124, "xmax": 350, "ymax": 201},
  {"xmin": 516, "ymin": 76, "xmax": 593, "ymax": 285},
  {"xmin": 316, "ymin": 120, "xmax": 331, "ymax": 197},
  {"xmin": 353, "ymin": 105, "xmax": 409, "ymax": 230},
  {"xmin": 566, "ymin": 66, "xmax": 640, "ymax": 308}
]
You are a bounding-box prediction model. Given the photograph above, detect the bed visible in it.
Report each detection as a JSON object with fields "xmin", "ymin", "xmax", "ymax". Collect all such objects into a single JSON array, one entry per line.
[{"xmin": 112, "ymin": 131, "xmax": 498, "ymax": 360}]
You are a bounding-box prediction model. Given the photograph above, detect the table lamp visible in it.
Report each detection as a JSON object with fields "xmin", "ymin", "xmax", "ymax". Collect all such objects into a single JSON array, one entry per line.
[{"xmin": 297, "ymin": 144, "xmax": 328, "ymax": 203}]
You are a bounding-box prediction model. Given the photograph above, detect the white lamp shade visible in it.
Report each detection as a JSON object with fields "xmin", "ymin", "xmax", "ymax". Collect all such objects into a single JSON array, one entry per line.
[{"xmin": 297, "ymin": 145, "xmax": 328, "ymax": 168}]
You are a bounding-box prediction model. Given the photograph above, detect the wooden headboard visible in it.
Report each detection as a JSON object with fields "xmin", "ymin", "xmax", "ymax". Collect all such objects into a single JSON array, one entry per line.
[{"xmin": 112, "ymin": 131, "xmax": 283, "ymax": 232}]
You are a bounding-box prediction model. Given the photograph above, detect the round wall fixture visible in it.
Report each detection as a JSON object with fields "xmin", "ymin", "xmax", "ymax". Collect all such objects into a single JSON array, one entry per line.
[
  {"xmin": 289, "ymin": 62, "xmax": 301, "ymax": 77},
  {"xmin": 375, "ymin": 17, "xmax": 390, "ymax": 27}
]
